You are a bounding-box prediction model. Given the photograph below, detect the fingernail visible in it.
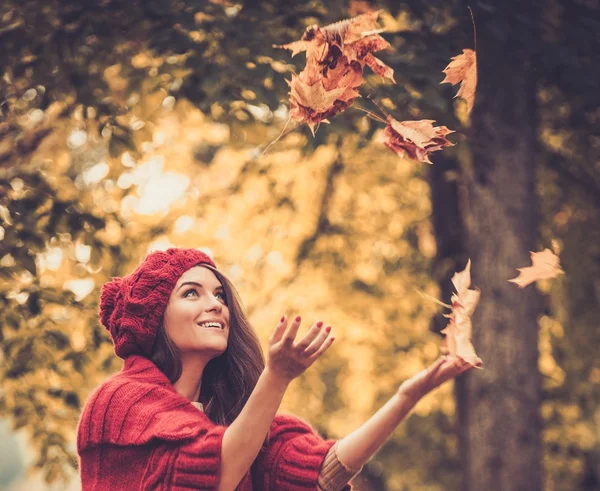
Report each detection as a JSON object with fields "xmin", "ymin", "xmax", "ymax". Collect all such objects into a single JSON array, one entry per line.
[
  {"xmin": 317, "ymin": 321, "xmax": 323, "ymax": 328},
  {"xmin": 295, "ymin": 315, "xmax": 301, "ymax": 322},
  {"xmin": 325, "ymin": 325, "xmax": 331, "ymax": 332},
  {"xmin": 331, "ymin": 337, "xmax": 335, "ymax": 342},
  {"xmin": 281, "ymin": 315, "xmax": 285, "ymax": 323}
]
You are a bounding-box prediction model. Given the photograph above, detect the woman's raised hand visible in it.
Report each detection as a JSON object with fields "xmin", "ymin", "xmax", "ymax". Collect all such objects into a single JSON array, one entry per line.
[
  {"xmin": 266, "ymin": 315, "xmax": 335, "ymax": 384},
  {"xmin": 398, "ymin": 355, "xmax": 483, "ymax": 402}
]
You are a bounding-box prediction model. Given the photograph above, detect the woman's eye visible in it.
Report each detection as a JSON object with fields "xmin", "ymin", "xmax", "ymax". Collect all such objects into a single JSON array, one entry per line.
[
  {"xmin": 215, "ymin": 291, "xmax": 225, "ymax": 301},
  {"xmin": 184, "ymin": 289, "xmax": 198, "ymax": 297}
]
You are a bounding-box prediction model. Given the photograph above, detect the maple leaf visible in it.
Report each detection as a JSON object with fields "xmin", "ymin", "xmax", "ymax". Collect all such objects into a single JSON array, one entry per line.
[
  {"xmin": 275, "ymin": 11, "xmax": 394, "ymax": 134},
  {"xmin": 508, "ymin": 249, "xmax": 565, "ymax": 288},
  {"xmin": 288, "ymin": 76, "xmax": 348, "ymax": 113},
  {"xmin": 441, "ymin": 260, "xmax": 482, "ymax": 367},
  {"xmin": 379, "ymin": 117, "xmax": 454, "ymax": 164},
  {"xmin": 287, "ymin": 76, "xmax": 350, "ymax": 135},
  {"xmin": 364, "ymin": 52, "xmax": 395, "ymax": 82},
  {"xmin": 441, "ymin": 321, "xmax": 479, "ymax": 366},
  {"xmin": 441, "ymin": 49, "xmax": 477, "ymax": 114}
]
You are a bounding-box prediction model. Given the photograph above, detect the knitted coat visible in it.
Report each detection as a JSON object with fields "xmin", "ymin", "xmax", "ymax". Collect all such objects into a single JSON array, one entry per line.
[{"xmin": 77, "ymin": 355, "xmax": 342, "ymax": 490}]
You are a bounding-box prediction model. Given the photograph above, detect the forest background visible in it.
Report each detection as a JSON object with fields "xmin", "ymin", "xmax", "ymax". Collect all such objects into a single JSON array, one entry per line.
[{"xmin": 0, "ymin": 0, "xmax": 598, "ymax": 490}]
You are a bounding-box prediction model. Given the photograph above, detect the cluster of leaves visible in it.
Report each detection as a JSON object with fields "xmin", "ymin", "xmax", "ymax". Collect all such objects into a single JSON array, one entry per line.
[
  {"xmin": 277, "ymin": 10, "xmax": 464, "ymax": 164},
  {"xmin": 276, "ymin": 11, "xmax": 395, "ymax": 134}
]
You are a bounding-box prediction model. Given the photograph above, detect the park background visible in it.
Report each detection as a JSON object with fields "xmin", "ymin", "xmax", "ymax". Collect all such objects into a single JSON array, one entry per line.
[{"xmin": 0, "ymin": 0, "xmax": 598, "ymax": 490}]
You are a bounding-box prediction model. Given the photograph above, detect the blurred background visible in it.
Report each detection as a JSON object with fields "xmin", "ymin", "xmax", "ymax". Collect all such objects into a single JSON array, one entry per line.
[{"xmin": 0, "ymin": 1, "xmax": 598, "ymax": 490}]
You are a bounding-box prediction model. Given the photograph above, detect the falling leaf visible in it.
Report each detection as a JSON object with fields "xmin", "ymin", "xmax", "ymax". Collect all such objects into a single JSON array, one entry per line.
[
  {"xmin": 420, "ymin": 260, "xmax": 482, "ymax": 367},
  {"xmin": 275, "ymin": 11, "xmax": 394, "ymax": 134},
  {"xmin": 508, "ymin": 249, "xmax": 565, "ymax": 288},
  {"xmin": 443, "ymin": 260, "xmax": 481, "ymax": 366},
  {"xmin": 422, "ymin": 259, "xmax": 480, "ymax": 367},
  {"xmin": 441, "ymin": 49, "xmax": 477, "ymax": 114},
  {"xmin": 441, "ymin": 321, "xmax": 479, "ymax": 366},
  {"xmin": 379, "ymin": 117, "xmax": 454, "ymax": 164}
]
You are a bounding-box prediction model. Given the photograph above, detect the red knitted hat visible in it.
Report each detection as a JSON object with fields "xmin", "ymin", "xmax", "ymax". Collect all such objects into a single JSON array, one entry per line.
[{"xmin": 99, "ymin": 248, "xmax": 216, "ymax": 359}]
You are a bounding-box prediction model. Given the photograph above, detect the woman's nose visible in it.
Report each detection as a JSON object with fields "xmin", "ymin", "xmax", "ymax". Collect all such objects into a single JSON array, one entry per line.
[{"xmin": 205, "ymin": 294, "xmax": 222, "ymax": 312}]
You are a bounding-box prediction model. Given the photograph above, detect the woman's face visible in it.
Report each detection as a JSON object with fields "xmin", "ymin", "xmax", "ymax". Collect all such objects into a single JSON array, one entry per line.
[{"xmin": 164, "ymin": 265, "xmax": 230, "ymax": 358}]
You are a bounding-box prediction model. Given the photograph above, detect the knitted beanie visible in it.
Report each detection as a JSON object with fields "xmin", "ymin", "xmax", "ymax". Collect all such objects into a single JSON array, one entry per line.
[{"xmin": 99, "ymin": 248, "xmax": 216, "ymax": 358}]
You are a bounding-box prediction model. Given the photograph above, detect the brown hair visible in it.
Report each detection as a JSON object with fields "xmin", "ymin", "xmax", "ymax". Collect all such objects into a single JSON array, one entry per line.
[{"xmin": 150, "ymin": 264, "xmax": 265, "ymax": 425}]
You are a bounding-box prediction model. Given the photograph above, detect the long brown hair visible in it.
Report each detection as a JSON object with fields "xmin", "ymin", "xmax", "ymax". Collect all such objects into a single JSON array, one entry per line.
[{"xmin": 150, "ymin": 264, "xmax": 265, "ymax": 425}]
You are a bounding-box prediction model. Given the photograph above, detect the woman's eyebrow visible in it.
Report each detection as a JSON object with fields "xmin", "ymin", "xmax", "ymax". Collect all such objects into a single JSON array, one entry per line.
[{"xmin": 177, "ymin": 281, "xmax": 223, "ymax": 291}]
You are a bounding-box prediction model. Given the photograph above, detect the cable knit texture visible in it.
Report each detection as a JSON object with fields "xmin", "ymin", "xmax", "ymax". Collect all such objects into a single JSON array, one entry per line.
[
  {"xmin": 77, "ymin": 356, "xmax": 349, "ymax": 490},
  {"xmin": 98, "ymin": 248, "xmax": 215, "ymax": 358}
]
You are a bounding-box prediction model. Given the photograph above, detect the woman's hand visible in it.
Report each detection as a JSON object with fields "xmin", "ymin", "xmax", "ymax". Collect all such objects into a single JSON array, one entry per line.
[
  {"xmin": 398, "ymin": 355, "xmax": 483, "ymax": 402},
  {"xmin": 266, "ymin": 315, "xmax": 334, "ymax": 384}
]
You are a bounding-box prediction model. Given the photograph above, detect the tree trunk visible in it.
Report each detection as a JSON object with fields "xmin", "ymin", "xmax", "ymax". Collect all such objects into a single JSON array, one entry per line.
[{"xmin": 455, "ymin": 3, "xmax": 543, "ymax": 491}]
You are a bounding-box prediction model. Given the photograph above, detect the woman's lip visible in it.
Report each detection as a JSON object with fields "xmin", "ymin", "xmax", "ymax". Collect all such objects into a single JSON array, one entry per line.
[{"xmin": 196, "ymin": 324, "xmax": 226, "ymax": 330}]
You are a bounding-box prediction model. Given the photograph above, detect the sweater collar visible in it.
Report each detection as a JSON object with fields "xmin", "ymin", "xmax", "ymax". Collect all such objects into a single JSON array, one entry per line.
[
  {"xmin": 122, "ymin": 355, "xmax": 172, "ymax": 385},
  {"xmin": 78, "ymin": 355, "xmax": 214, "ymax": 451},
  {"xmin": 123, "ymin": 355, "xmax": 205, "ymax": 408}
]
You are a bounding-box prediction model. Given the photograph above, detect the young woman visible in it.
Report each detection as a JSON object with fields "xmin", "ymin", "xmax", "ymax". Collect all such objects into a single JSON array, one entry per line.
[{"xmin": 77, "ymin": 247, "xmax": 478, "ymax": 490}]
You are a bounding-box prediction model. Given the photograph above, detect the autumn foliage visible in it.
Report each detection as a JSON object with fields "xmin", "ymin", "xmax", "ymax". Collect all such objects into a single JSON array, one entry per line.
[
  {"xmin": 276, "ymin": 11, "xmax": 461, "ymax": 163},
  {"xmin": 276, "ymin": 12, "xmax": 568, "ymax": 365},
  {"xmin": 379, "ymin": 117, "xmax": 454, "ymax": 164},
  {"xmin": 441, "ymin": 48, "xmax": 477, "ymax": 114},
  {"xmin": 426, "ymin": 260, "xmax": 482, "ymax": 367},
  {"xmin": 509, "ymin": 249, "xmax": 564, "ymax": 288},
  {"xmin": 276, "ymin": 11, "xmax": 394, "ymax": 135}
]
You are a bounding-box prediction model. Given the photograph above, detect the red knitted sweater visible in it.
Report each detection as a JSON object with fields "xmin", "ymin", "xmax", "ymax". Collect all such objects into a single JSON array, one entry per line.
[{"xmin": 77, "ymin": 356, "xmax": 340, "ymax": 490}]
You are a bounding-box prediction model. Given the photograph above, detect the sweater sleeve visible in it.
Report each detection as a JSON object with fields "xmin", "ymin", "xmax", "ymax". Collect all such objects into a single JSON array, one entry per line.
[
  {"xmin": 78, "ymin": 423, "xmax": 227, "ymax": 490},
  {"xmin": 252, "ymin": 414, "xmax": 352, "ymax": 491},
  {"xmin": 317, "ymin": 442, "xmax": 362, "ymax": 491},
  {"xmin": 145, "ymin": 424, "xmax": 227, "ymax": 490}
]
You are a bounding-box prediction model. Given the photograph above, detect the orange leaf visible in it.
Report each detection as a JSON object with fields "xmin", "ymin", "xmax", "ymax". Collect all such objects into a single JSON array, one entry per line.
[
  {"xmin": 379, "ymin": 117, "xmax": 454, "ymax": 164},
  {"xmin": 287, "ymin": 75, "xmax": 355, "ymax": 136},
  {"xmin": 276, "ymin": 11, "xmax": 394, "ymax": 134},
  {"xmin": 441, "ymin": 321, "xmax": 479, "ymax": 366},
  {"xmin": 508, "ymin": 249, "xmax": 564, "ymax": 288},
  {"xmin": 288, "ymin": 76, "xmax": 348, "ymax": 113},
  {"xmin": 443, "ymin": 260, "xmax": 481, "ymax": 367},
  {"xmin": 364, "ymin": 52, "xmax": 396, "ymax": 82},
  {"xmin": 421, "ymin": 260, "xmax": 482, "ymax": 367},
  {"xmin": 441, "ymin": 49, "xmax": 477, "ymax": 114}
]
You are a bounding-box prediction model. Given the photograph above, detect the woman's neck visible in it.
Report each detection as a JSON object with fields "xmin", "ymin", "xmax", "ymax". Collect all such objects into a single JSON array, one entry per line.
[{"xmin": 172, "ymin": 355, "xmax": 209, "ymax": 402}]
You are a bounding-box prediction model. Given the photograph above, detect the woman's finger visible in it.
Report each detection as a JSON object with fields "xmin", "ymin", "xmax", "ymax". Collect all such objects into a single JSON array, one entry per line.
[
  {"xmin": 293, "ymin": 320, "xmax": 323, "ymax": 350},
  {"xmin": 303, "ymin": 325, "xmax": 331, "ymax": 356},
  {"xmin": 281, "ymin": 315, "xmax": 302, "ymax": 346},
  {"xmin": 270, "ymin": 315, "xmax": 288, "ymax": 344},
  {"xmin": 307, "ymin": 333, "xmax": 335, "ymax": 362}
]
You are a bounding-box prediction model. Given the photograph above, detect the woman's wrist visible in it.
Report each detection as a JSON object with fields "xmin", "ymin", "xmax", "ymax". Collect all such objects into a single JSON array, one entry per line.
[
  {"xmin": 396, "ymin": 378, "xmax": 427, "ymax": 405},
  {"xmin": 262, "ymin": 366, "xmax": 292, "ymax": 390}
]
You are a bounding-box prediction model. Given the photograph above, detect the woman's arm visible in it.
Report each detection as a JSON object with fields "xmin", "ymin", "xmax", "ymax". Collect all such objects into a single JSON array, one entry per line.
[
  {"xmin": 217, "ymin": 315, "xmax": 335, "ymax": 491},
  {"xmin": 335, "ymin": 356, "xmax": 480, "ymax": 470}
]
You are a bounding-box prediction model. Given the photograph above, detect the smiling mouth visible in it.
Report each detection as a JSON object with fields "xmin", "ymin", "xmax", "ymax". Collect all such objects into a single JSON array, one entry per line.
[{"xmin": 197, "ymin": 321, "xmax": 225, "ymax": 330}]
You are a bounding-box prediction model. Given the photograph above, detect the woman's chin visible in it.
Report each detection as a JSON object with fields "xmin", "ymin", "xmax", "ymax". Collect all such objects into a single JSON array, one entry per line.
[
  {"xmin": 199, "ymin": 341, "xmax": 228, "ymax": 356},
  {"xmin": 179, "ymin": 340, "xmax": 228, "ymax": 357}
]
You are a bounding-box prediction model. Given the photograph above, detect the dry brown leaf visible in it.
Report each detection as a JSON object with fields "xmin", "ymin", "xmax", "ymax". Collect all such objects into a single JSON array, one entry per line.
[
  {"xmin": 275, "ymin": 11, "xmax": 394, "ymax": 134},
  {"xmin": 441, "ymin": 49, "xmax": 477, "ymax": 114},
  {"xmin": 508, "ymin": 249, "xmax": 564, "ymax": 288},
  {"xmin": 288, "ymin": 77, "xmax": 348, "ymax": 113},
  {"xmin": 441, "ymin": 260, "xmax": 482, "ymax": 367},
  {"xmin": 379, "ymin": 117, "xmax": 454, "ymax": 164}
]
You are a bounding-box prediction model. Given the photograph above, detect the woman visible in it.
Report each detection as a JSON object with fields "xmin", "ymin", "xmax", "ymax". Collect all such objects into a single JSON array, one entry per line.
[{"xmin": 77, "ymin": 247, "xmax": 478, "ymax": 490}]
